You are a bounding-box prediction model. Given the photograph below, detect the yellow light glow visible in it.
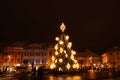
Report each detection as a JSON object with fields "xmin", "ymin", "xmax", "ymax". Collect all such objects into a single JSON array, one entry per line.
[
  {"xmin": 59, "ymin": 67, "xmax": 62, "ymax": 71},
  {"xmin": 60, "ymin": 22, "xmax": 66, "ymax": 32},
  {"xmin": 73, "ymin": 63, "xmax": 79, "ymax": 69},
  {"xmin": 64, "ymin": 50, "xmax": 66, "ymax": 53},
  {"xmin": 59, "ymin": 47, "xmax": 63, "ymax": 53},
  {"xmin": 55, "ymin": 51, "xmax": 59, "ymax": 55},
  {"xmin": 16, "ymin": 64, "xmax": 21, "ymax": 66},
  {"xmin": 55, "ymin": 59, "xmax": 57, "ymax": 63},
  {"xmin": 67, "ymin": 42, "xmax": 72, "ymax": 48},
  {"xmin": 52, "ymin": 56, "xmax": 55, "ymax": 62},
  {"xmin": 50, "ymin": 63, "xmax": 56, "ymax": 69},
  {"xmin": 65, "ymin": 35, "xmax": 69, "ymax": 40},
  {"xmin": 74, "ymin": 60, "xmax": 77, "ymax": 63},
  {"xmin": 73, "ymin": 64, "xmax": 76, "ymax": 68},
  {"xmin": 72, "ymin": 50, "xmax": 76, "ymax": 55},
  {"xmin": 76, "ymin": 63, "xmax": 79, "ymax": 69},
  {"xmin": 89, "ymin": 57, "xmax": 93, "ymax": 63},
  {"xmin": 55, "ymin": 37, "xmax": 59, "ymax": 41},
  {"xmin": 54, "ymin": 44, "xmax": 58, "ymax": 50},
  {"xmin": 59, "ymin": 58, "xmax": 63, "ymax": 63},
  {"xmin": 59, "ymin": 40, "xmax": 64, "ymax": 45},
  {"xmin": 65, "ymin": 54, "xmax": 68, "ymax": 57},
  {"xmin": 70, "ymin": 55, "xmax": 74, "ymax": 60},
  {"xmin": 66, "ymin": 63, "xmax": 70, "ymax": 70},
  {"xmin": 28, "ymin": 64, "xmax": 32, "ymax": 67}
]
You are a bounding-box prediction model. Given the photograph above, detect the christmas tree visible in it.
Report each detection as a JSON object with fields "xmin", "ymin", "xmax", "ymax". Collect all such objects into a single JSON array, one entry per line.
[{"xmin": 50, "ymin": 22, "xmax": 79, "ymax": 72}]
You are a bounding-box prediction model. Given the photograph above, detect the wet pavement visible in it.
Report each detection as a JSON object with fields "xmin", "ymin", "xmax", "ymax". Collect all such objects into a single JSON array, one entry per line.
[{"xmin": 1, "ymin": 71, "xmax": 120, "ymax": 80}]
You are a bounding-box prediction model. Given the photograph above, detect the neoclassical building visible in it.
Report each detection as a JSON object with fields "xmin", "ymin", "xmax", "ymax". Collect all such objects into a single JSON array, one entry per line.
[
  {"xmin": 22, "ymin": 43, "xmax": 49, "ymax": 69},
  {"xmin": 0, "ymin": 42, "xmax": 54, "ymax": 70},
  {"xmin": 101, "ymin": 46, "xmax": 120, "ymax": 71},
  {"xmin": 75, "ymin": 49, "xmax": 102, "ymax": 69}
]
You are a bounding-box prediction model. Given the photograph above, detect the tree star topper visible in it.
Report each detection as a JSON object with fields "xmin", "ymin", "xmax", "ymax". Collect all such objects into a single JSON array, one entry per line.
[{"xmin": 60, "ymin": 22, "xmax": 66, "ymax": 32}]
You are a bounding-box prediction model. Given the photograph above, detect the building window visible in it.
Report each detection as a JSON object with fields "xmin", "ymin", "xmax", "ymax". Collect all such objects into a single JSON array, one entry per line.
[
  {"xmin": 42, "ymin": 53, "xmax": 43, "ymax": 56},
  {"xmin": 110, "ymin": 53, "xmax": 112, "ymax": 56},
  {"xmin": 18, "ymin": 52, "xmax": 20, "ymax": 55},
  {"xmin": 33, "ymin": 53, "xmax": 34, "ymax": 56},
  {"xmin": 49, "ymin": 51, "xmax": 52, "ymax": 55},
  {"xmin": 11, "ymin": 58, "xmax": 14, "ymax": 62},
  {"xmin": 44, "ymin": 52, "xmax": 46, "ymax": 56},
  {"xmin": 5, "ymin": 58, "xmax": 7, "ymax": 62},
  {"xmin": 116, "ymin": 53, "xmax": 119, "ymax": 55},
  {"xmin": 42, "ymin": 59, "xmax": 46, "ymax": 64},
  {"xmin": 6, "ymin": 52, "xmax": 8, "ymax": 55},
  {"xmin": 36, "ymin": 53, "xmax": 37, "ymax": 56},
  {"xmin": 17, "ymin": 58, "xmax": 20, "ymax": 62},
  {"xmin": 24, "ymin": 52, "xmax": 26, "ymax": 56}
]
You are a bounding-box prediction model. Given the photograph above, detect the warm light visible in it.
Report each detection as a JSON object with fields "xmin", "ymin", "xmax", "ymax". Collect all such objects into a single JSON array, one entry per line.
[
  {"xmin": 65, "ymin": 35, "xmax": 69, "ymax": 41},
  {"xmin": 59, "ymin": 40, "xmax": 64, "ymax": 45},
  {"xmin": 28, "ymin": 64, "xmax": 32, "ymax": 67},
  {"xmin": 66, "ymin": 63, "xmax": 70, "ymax": 70},
  {"xmin": 59, "ymin": 58, "xmax": 63, "ymax": 63},
  {"xmin": 70, "ymin": 55, "xmax": 74, "ymax": 60},
  {"xmin": 55, "ymin": 51, "xmax": 59, "ymax": 55},
  {"xmin": 89, "ymin": 57, "xmax": 93, "ymax": 63},
  {"xmin": 76, "ymin": 63, "xmax": 79, "ymax": 69},
  {"xmin": 59, "ymin": 47, "xmax": 63, "ymax": 53},
  {"xmin": 55, "ymin": 59, "xmax": 57, "ymax": 63},
  {"xmin": 73, "ymin": 63, "xmax": 79, "ymax": 69},
  {"xmin": 65, "ymin": 54, "xmax": 68, "ymax": 57},
  {"xmin": 73, "ymin": 64, "xmax": 76, "ymax": 68},
  {"xmin": 67, "ymin": 42, "xmax": 72, "ymax": 48},
  {"xmin": 60, "ymin": 22, "xmax": 66, "ymax": 32},
  {"xmin": 52, "ymin": 56, "xmax": 55, "ymax": 62},
  {"xmin": 64, "ymin": 50, "xmax": 66, "ymax": 53},
  {"xmin": 74, "ymin": 60, "xmax": 77, "ymax": 63},
  {"xmin": 93, "ymin": 64, "xmax": 96, "ymax": 66},
  {"xmin": 50, "ymin": 63, "xmax": 56, "ymax": 69},
  {"xmin": 54, "ymin": 44, "xmax": 58, "ymax": 50},
  {"xmin": 55, "ymin": 37, "xmax": 59, "ymax": 41},
  {"xmin": 59, "ymin": 67, "xmax": 62, "ymax": 71},
  {"xmin": 72, "ymin": 50, "xmax": 76, "ymax": 55},
  {"xmin": 16, "ymin": 64, "xmax": 21, "ymax": 66}
]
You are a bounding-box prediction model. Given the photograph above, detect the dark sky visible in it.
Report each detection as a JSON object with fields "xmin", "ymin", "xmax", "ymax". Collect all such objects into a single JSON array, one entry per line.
[{"xmin": 0, "ymin": 0, "xmax": 120, "ymax": 53}]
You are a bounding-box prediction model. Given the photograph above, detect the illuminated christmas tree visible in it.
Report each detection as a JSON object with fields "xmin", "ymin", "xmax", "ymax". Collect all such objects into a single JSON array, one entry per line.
[{"xmin": 50, "ymin": 22, "xmax": 79, "ymax": 72}]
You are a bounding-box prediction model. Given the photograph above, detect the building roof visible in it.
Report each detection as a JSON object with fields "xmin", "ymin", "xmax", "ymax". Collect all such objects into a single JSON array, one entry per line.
[{"xmin": 76, "ymin": 49, "xmax": 100, "ymax": 57}]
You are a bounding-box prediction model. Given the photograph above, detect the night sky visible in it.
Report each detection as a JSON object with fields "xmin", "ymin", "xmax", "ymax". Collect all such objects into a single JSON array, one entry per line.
[{"xmin": 0, "ymin": 0, "xmax": 120, "ymax": 54}]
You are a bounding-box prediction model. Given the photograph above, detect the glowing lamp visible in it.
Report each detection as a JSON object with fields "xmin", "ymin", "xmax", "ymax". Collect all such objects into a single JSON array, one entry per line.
[
  {"xmin": 59, "ymin": 47, "xmax": 63, "ymax": 53},
  {"xmin": 59, "ymin": 40, "xmax": 64, "ymax": 45},
  {"xmin": 66, "ymin": 63, "xmax": 70, "ymax": 70},
  {"xmin": 55, "ymin": 37, "xmax": 59, "ymax": 41},
  {"xmin": 59, "ymin": 58, "xmax": 63, "ymax": 63},
  {"xmin": 54, "ymin": 44, "xmax": 58, "ymax": 50},
  {"xmin": 55, "ymin": 51, "xmax": 59, "ymax": 55},
  {"xmin": 65, "ymin": 35, "xmax": 69, "ymax": 40},
  {"xmin": 67, "ymin": 42, "xmax": 72, "ymax": 48},
  {"xmin": 50, "ymin": 63, "xmax": 56, "ymax": 69},
  {"xmin": 52, "ymin": 56, "xmax": 55, "ymax": 62},
  {"xmin": 72, "ymin": 50, "xmax": 76, "ymax": 55}
]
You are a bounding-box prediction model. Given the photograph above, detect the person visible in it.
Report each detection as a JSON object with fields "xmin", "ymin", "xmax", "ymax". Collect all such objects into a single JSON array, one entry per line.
[{"xmin": 37, "ymin": 67, "xmax": 44, "ymax": 79}]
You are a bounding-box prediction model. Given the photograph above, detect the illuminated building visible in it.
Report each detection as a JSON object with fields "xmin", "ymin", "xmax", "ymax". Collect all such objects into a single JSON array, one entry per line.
[
  {"xmin": 101, "ymin": 46, "xmax": 120, "ymax": 71},
  {"xmin": 22, "ymin": 43, "xmax": 49, "ymax": 69},
  {"xmin": 75, "ymin": 49, "xmax": 102, "ymax": 69},
  {"xmin": 0, "ymin": 42, "xmax": 53, "ymax": 70}
]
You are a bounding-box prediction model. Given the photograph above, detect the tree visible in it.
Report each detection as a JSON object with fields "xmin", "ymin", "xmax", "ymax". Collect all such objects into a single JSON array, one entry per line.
[{"xmin": 50, "ymin": 22, "xmax": 79, "ymax": 72}]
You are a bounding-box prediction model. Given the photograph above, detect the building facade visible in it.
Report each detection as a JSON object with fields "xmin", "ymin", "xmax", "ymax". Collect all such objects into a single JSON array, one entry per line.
[
  {"xmin": 101, "ymin": 46, "xmax": 120, "ymax": 71},
  {"xmin": 76, "ymin": 50, "xmax": 102, "ymax": 69},
  {"xmin": 0, "ymin": 42, "xmax": 53, "ymax": 70}
]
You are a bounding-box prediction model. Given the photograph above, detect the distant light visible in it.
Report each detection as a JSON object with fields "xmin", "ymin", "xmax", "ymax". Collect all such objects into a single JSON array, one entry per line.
[
  {"xmin": 28, "ymin": 64, "xmax": 32, "ymax": 67},
  {"xmin": 16, "ymin": 64, "xmax": 21, "ymax": 66}
]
